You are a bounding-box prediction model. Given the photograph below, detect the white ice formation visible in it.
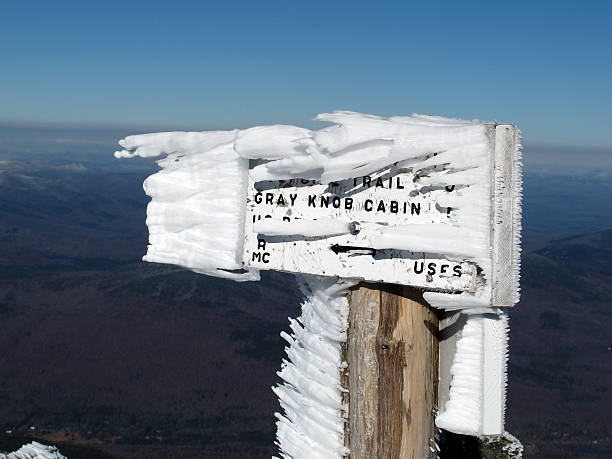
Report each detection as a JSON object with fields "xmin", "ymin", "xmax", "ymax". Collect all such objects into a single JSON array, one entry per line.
[
  {"xmin": 115, "ymin": 111, "xmax": 522, "ymax": 453},
  {"xmin": 0, "ymin": 442, "xmax": 66, "ymax": 459},
  {"xmin": 272, "ymin": 276, "xmax": 355, "ymax": 459},
  {"xmin": 116, "ymin": 131, "xmax": 258, "ymax": 281},
  {"xmin": 436, "ymin": 312, "xmax": 509, "ymax": 436},
  {"xmin": 116, "ymin": 111, "xmax": 521, "ymax": 310}
]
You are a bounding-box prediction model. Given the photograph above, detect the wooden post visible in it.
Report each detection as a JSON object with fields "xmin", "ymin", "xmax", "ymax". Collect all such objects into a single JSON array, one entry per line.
[{"xmin": 345, "ymin": 283, "xmax": 439, "ymax": 459}]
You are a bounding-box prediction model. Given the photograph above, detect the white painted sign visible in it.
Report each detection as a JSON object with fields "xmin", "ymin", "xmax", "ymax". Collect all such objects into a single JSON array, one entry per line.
[{"xmin": 243, "ymin": 165, "xmax": 478, "ymax": 292}]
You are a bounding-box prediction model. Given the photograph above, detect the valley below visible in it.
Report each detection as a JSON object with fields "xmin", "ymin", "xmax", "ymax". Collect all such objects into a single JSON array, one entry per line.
[{"xmin": 0, "ymin": 153, "xmax": 610, "ymax": 458}]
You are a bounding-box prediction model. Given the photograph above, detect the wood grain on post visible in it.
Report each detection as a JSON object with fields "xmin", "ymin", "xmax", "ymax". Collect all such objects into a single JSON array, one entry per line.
[{"xmin": 346, "ymin": 283, "xmax": 439, "ymax": 459}]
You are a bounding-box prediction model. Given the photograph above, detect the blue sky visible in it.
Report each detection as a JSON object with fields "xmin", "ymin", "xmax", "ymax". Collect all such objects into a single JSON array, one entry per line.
[{"xmin": 1, "ymin": 0, "xmax": 610, "ymax": 148}]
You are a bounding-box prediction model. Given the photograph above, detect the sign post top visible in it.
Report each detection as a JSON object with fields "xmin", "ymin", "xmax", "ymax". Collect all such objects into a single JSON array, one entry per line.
[
  {"xmin": 242, "ymin": 123, "xmax": 521, "ymax": 309},
  {"xmin": 115, "ymin": 113, "xmax": 521, "ymax": 309}
]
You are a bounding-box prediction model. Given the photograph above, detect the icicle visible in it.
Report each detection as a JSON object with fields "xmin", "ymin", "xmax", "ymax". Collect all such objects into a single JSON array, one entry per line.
[{"xmin": 273, "ymin": 276, "xmax": 355, "ymax": 459}]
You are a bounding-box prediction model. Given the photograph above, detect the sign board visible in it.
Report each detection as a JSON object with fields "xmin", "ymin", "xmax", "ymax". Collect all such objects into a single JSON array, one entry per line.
[{"xmin": 242, "ymin": 164, "xmax": 478, "ymax": 292}]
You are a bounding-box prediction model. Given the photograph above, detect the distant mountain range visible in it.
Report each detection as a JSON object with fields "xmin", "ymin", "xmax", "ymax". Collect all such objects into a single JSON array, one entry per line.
[
  {"xmin": 508, "ymin": 230, "xmax": 611, "ymax": 458},
  {"xmin": 0, "ymin": 156, "xmax": 610, "ymax": 458},
  {"xmin": 522, "ymin": 172, "xmax": 612, "ymax": 243}
]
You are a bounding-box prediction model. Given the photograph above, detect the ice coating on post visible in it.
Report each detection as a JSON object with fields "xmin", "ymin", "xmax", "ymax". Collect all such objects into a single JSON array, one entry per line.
[
  {"xmin": 436, "ymin": 312, "xmax": 510, "ymax": 436},
  {"xmin": 273, "ymin": 276, "xmax": 354, "ymax": 459}
]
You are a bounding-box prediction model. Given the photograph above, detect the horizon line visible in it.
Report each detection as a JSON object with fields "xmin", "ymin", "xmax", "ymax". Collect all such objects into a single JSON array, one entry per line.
[{"xmin": 1, "ymin": 118, "xmax": 611, "ymax": 152}]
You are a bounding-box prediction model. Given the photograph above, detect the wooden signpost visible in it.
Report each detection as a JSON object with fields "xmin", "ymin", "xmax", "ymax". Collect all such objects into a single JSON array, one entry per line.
[
  {"xmin": 243, "ymin": 169, "xmax": 443, "ymax": 458},
  {"xmin": 118, "ymin": 117, "xmax": 521, "ymax": 459},
  {"xmin": 347, "ymin": 284, "xmax": 438, "ymax": 458},
  {"xmin": 239, "ymin": 125, "xmax": 520, "ymax": 459}
]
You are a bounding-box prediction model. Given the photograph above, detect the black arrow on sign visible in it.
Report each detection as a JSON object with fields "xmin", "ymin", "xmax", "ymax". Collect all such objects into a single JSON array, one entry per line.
[{"xmin": 330, "ymin": 244, "xmax": 377, "ymax": 256}]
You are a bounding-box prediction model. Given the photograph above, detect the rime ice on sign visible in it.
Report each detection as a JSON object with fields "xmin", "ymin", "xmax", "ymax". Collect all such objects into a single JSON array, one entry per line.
[
  {"xmin": 115, "ymin": 112, "xmax": 523, "ymax": 447},
  {"xmin": 243, "ymin": 164, "xmax": 478, "ymax": 292},
  {"xmin": 114, "ymin": 113, "xmax": 521, "ymax": 309}
]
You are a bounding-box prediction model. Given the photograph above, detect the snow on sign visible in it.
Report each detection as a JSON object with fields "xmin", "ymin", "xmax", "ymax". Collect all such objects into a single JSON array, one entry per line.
[
  {"xmin": 114, "ymin": 113, "xmax": 522, "ymax": 453},
  {"xmin": 243, "ymin": 122, "xmax": 520, "ymax": 300},
  {"xmin": 243, "ymin": 165, "xmax": 477, "ymax": 291},
  {"xmin": 114, "ymin": 113, "xmax": 520, "ymax": 305}
]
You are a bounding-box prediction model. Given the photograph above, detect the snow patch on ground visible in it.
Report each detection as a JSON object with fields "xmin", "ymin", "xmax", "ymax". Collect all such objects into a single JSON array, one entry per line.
[{"xmin": 0, "ymin": 442, "xmax": 66, "ymax": 459}]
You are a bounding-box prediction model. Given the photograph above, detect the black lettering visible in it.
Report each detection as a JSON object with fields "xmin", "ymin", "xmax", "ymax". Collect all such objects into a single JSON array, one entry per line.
[
  {"xmin": 414, "ymin": 261, "xmax": 424, "ymax": 274},
  {"xmin": 332, "ymin": 196, "xmax": 341, "ymax": 208},
  {"xmin": 251, "ymin": 252, "xmax": 262, "ymax": 262},
  {"xmin": 254, "ymin": 192, "xmax": 263, "ymax": 204},
  {"xmin": 320, "ymin": 196, "xmax": 330, "ymax": 208},
  {"xmin": 301, "ymin": 179, "xmax": 310, "ymax": 184},
  {"xmin": 277, "ymin": 194, "xmax": 285, "ymax": 206},
  {"xmin": 445, "ymin": 185, "xmax": 455, "ymax": 192},
  {"xmin": 363, "ymin": 176, "xmax": 371, "ymax": 187},
  {"xmin": 440, "ymin": 264, "xmax": 449, "ymax": 274},
  {"xmin": 289, "ymin": 193, "xmax": 297, "ymax": 206},
  {"xmin": 365, "ymin": 199, "xmax": 373, "ymax": 211},
  {"xmin": 265, "ymin": 193, "xmax": 274, "ymax": 205},
  {"xmin": 283, "ymin": 216, "xmax": 291, "ymax": 222},
  {"xmin": 345, "ymin": 198, "xmax": 353, "ymax": 210},
  {"xmin": 257, "ymin": 239, "xmax": 266, "ymax": 250},
  {"xmin": 427, "ymin": 262, "xmax": 437, "ymax": 275},
  {"xmin": 396, "ymin": 177, "xmax": 404, "ymax": 189},
  {"xmin": 453, "ymin": 265, "xmax": 462, "ymax": 277},
  {"xmin": 377, "ymin": 201, "xmax": 386, "ymax": 212},
  {"xmin": 390, "ymin": 201, "xmax": 398, "ymax": 213},
  {"xmin": 262, "ymin": 252, "xmax": 270, "ymax": 263},
  {"xmin": 375, "ymin": 177, "xmax": 384, "ymax": 188},
  {"xmin": 411, "ymin": 203, "xmax": 421, "ymax": 215},
  {"xmin": 308, "ymin": 195, "xmax": 316, "ymax": 207}
]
